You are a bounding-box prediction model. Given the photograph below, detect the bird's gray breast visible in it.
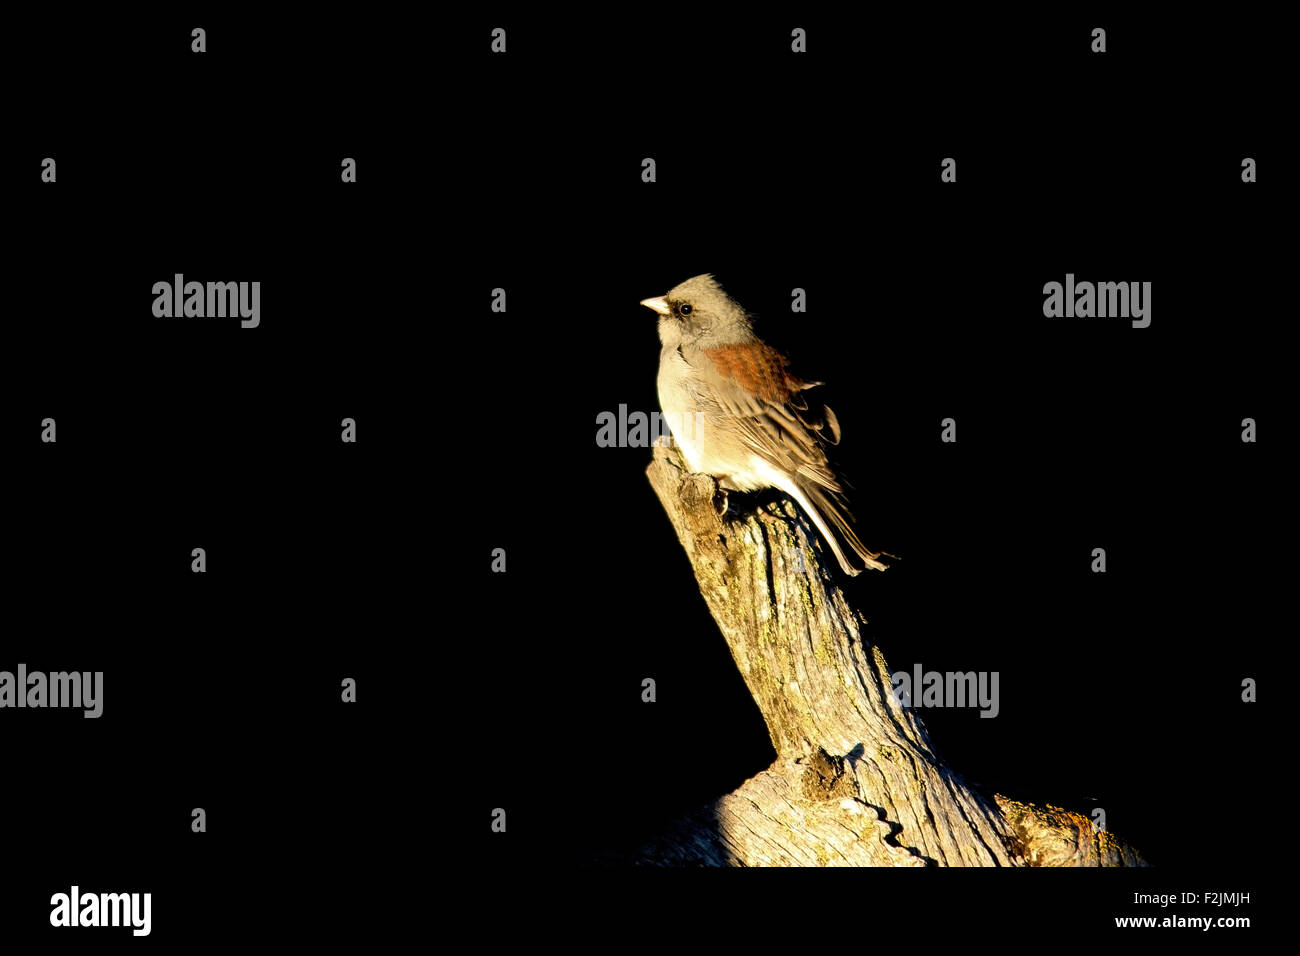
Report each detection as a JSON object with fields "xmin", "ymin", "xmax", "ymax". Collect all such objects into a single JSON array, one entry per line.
[
  {"xmin": 658, "ymin": 344, "xmax": 708, "ymax": 415},
  {"xmin": 657, "ymin": 344, "xmax": 730, "ymax": 476}
]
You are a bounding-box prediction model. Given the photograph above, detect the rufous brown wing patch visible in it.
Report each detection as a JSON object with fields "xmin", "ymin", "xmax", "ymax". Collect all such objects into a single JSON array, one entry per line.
[{"xmin": 702, "ymin": 343, "xmax": 805, "ymax": 403}]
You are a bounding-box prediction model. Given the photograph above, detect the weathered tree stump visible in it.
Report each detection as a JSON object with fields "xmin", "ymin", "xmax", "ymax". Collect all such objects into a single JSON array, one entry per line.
[{"xmin": 636, "ymin": 444, "xmax": 1146, "ymax": 867}]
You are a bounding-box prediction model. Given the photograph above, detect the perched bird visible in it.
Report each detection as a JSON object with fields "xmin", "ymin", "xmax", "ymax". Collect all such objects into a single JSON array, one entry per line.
[{"xmin": 642, "ymin": 274, "xmax": 890, "ymax": 576}]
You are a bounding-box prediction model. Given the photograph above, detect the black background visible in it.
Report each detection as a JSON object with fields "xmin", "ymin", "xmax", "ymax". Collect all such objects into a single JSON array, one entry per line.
[{"xmin": 4, "ymin": 8, "xmax": 1281, "ymax": 944}]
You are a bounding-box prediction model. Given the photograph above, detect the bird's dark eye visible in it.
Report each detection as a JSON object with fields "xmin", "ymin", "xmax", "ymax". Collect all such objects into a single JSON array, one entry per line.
[{"xmin": 679, "ymin": 304, "xmax": 693, "ymax": 316}]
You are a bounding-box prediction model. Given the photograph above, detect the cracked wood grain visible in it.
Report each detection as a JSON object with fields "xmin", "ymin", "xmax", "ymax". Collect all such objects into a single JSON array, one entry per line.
[{"xmin": 634, "ymin": 444, "xmax": 1146, "ymax": 867}]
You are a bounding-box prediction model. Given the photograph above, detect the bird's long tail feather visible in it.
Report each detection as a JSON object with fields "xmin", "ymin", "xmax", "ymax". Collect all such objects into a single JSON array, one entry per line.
[{"xmin": 784, "ymin": 478, "xmax": 890, "ymax": 576}]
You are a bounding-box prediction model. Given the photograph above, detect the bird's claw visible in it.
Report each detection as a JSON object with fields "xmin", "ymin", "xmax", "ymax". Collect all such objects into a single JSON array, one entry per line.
[{"xmin": 713, "ymin": 488, "xmax": 730, "ymax": 516}]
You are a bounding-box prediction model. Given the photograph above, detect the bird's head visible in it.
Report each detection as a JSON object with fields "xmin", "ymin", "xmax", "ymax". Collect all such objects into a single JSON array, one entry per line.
[{"xmin": 642, "ymin": 274, "xmax": 754, "ymax": 348}]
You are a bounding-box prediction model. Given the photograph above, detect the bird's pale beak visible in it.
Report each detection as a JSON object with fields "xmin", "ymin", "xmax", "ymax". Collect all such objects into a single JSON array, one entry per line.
[{"xmin": 640, "ymin": 295, "xmax": 671, "ymax": 315}]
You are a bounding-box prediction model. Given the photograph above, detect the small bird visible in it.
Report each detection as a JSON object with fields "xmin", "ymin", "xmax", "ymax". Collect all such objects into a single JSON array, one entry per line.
[{"xmin": 641, "ymin": 274, "xmax": 889, "ymax": 576}]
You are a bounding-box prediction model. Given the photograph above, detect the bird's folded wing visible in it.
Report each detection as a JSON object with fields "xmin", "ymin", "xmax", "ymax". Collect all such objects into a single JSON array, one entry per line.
[{"xmin": 698, "ymin": 344, "xmax": 846, "ymax": 494}]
